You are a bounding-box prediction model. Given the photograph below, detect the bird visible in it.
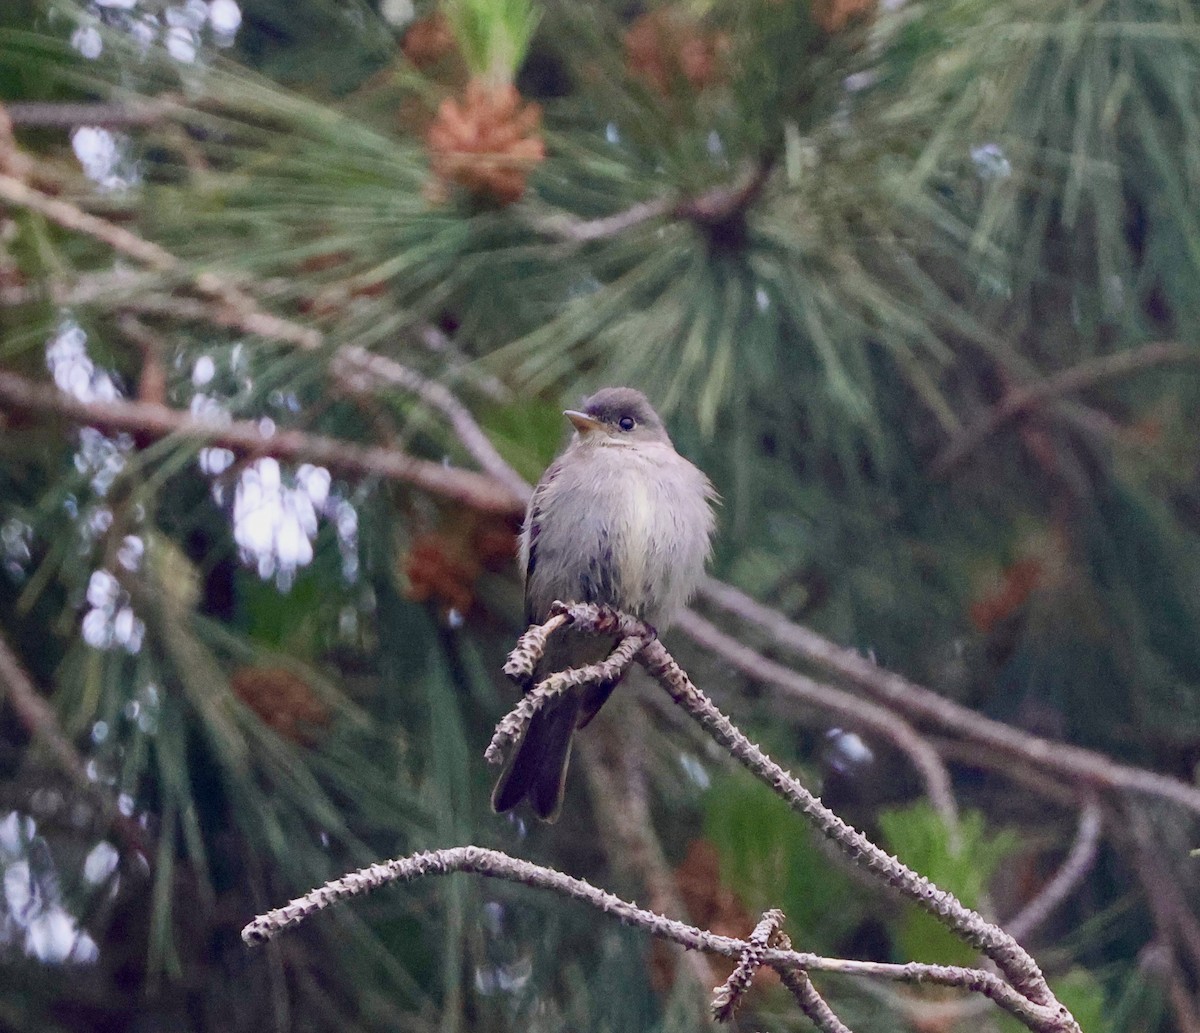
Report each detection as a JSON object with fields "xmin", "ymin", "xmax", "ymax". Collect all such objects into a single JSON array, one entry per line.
[{"xmin": 491, "ymin": 387, "xmax": 717, "ymax": 821}]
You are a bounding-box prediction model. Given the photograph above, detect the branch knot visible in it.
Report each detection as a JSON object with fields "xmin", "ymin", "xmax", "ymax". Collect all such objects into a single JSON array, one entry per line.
[{"xmin": 711, "ymin": 908, "xmax": 785, "ymax": 1021}]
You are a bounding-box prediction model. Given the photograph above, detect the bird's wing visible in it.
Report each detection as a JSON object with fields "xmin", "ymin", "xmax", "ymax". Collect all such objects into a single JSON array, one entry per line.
[{"xmin": 522, "ymin": 457, "xmax": 564, "ymax": 624}]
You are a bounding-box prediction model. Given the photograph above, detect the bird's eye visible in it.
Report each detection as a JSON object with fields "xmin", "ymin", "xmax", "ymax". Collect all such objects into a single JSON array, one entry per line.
[{"xmin": 618, "ymin": 416, "xmax": 636, "ymax": 432}]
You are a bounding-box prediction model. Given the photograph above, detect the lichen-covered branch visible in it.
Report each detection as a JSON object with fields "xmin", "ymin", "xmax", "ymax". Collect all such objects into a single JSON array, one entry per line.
[
  {"xmin": 711, "ymin": 908, "xmax": 784, "ymax": 1022},
  {"xmin": 484, "ymin": 602, "xmax": 1073, "ymax": 1023},
  {"xmin": 242, "ymin": 845, "xmax": 1078, "ymax": 1033}
]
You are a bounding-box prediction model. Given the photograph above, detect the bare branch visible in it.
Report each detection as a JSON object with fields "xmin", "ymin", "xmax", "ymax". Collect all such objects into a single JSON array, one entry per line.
[
  {"xmin": 695, "ymin": 578, "xmax": 1200, "ymax": 817},
  {"xmin": 0, "ymin": 370, "xmax": 524, "ymax": 516},
  {"xmin": 0, "ymin": 171, "xmax": 178, "ymax": 269},
  {"xmin": 487, "ymin": 620, "xmax": 653, "ymax": 764},
  {"xmin": 771, "ymin": 926, "xmax": 855, "ymax": 1033},
  {"xmin": 1006, "ymin": 801, "xmax": 1102, "ymax": 944},
  {"xmin": 501, "ymin": 611, "xmax": 571, "ymax": 685},
  {"xmin": 332, "ymin": 347, "xmax": 532, "ymax": 502},
  {"xmin": 529, "ymin": 196, "xmax": 675, "ymax": 243},
  {"xmin": 777, "ymin": 967, "xmax": 854, "ymax": 1033},
  {"xmin": 0, "ymin": 630, "xmax": 150, "ymax": 858},
  {"xmin": 529, "ymin": 158, "xmax": 773, "ymax": 243},
  {"xmin": 930, "ymin": 342, "xmax": 1200, "ymax": 478},
  {"xmin": 7, "ymin": 100, "xmax": 172, "ymax": 129},
  {"xmin": 242, "ymin": 845, "xmax": 1077, "ymax": 1033},
  {"xmin": 675, "ymin": 157, "xmax": 775, "ymax": 226},
  {"xmin": 0, "ymin": 630, "xmax": 92, "ymax": 789}
]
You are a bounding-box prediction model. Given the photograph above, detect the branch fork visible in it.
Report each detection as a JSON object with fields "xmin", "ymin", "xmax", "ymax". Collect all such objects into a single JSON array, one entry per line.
[
  {"xmin": 711, "ymin": 908, "xmax": 786, "ymax": 1021},
  {"xmin": 488, "ymin": 601, "xmax": 657, "ymax": 764},
  {"xmin": 244, "ymin": 604, "xmax": 1082, "ymax": 1033}
]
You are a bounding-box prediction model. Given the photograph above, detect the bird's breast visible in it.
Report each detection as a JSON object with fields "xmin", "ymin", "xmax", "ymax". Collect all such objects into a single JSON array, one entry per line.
[
  {"xmin": 588, "ymin": 444, "xmax": 711, "ymax": 624},
  {"xmin": 523, "ymin": 442, "xmax": 713, "ymax": 627}
]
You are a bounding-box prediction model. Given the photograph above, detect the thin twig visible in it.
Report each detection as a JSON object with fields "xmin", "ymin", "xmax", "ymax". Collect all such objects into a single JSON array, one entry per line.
[
  {"xmin": 675, "ymin": 156, "xmax": 775, "ymax": 225},
  {"xmin": 332, "ymin": 347, "xmax": 531, "ymax": 503},
  {"xmin": 930, "ymin": 342, "xmax": 1200, "ymax": 477},
  {"xmin": 777, "ymin": 966, "xmax": 854, "ymax": 1033},
  {"xmin": 487, "ymin": 622, "xmax": 652, "ymax": 763},
  {"xmin": 695, "ymin": 578, "xmax": 1200, "ymax": 817},
  {"xmin": 6, "ymin": 100, "xmax": 171, "ymax": 129},
  {"xmin": 771, "ymin": 927, "xmax": 855, "ymax": 1033},
  {"xmin": 106, "ymin": 290, "xmax": 325, "ymax": 350},
  {"xmin": 675, "ymin": 608, "xmax": 961, "ymax": 842},
  {"xmin": 530, "ymin": 158, "xmax": 773, "ymax": 243},
  {"xmin": 0, "ymin": 631, "xmax": 92, "ymax": 789},
  {"xmin": 0, "ymin": 369, "xmax": 524, "ymax": 516},
  {"xmin": 0, "ymin": 171, "xmax": 178, "ymax": 269},
  {"xmin": 242, "ymin": 846, "xmax": 1077, "ymax": 1032},
  {"xmin": 501, "ymin": 611, "xmax": 570, "ymax": 685},
  {"xmin": 1005, "ymin": 800, "xmax": 1102, "ymax": 943},
  {"xmin": 0, "ymin": 630, "xmax": 150, "ymax": 858},
  {"xmin": 712, "ymin": 908, "xmax": 784, "ymax": 1021},
  {"xmin": 529, "ymin": 196, "xmax": 675, "ymax": 243}
]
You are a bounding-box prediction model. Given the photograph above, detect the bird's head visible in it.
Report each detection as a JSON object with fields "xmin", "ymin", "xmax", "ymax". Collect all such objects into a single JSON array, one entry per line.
[{"xmin": 564, "ymin": 387, "xmax": 671, "ymax": 446}]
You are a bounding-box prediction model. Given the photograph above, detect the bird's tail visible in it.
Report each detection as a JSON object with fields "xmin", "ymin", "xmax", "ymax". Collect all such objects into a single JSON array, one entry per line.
[{"xmin": 491, "ymin": 697, "xmax": 580, "ymax": 822}]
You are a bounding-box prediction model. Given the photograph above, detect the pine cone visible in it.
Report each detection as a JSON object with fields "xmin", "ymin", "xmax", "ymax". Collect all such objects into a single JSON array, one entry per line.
[
  {"xmin": 651, "ymin": 839, "xmax": 778, "ymax": 993},
  {"xmin": 404, "ymin": 532, "xmax": 479, "ymax": 616},
  {"xmin": 425, "ymin": 78, "xmax": 545, "ymax": 205},
  {"xmin": 401, "ymin": 12, "xmax": 458, "ymax": 70},
  {"xmin": 813, "ymin": 0, "xmax": 876, "ymax": 33},
  {"xmin": 230, "ymin": 666, "xmax": 331, "ymax": 745},
  {"xmin": 625, "ymin": 10, "xmax": 729, "ymax": 95},
  {"xmin": 470, "ymin": 514, "xmax": 520, "ymax": 573}
]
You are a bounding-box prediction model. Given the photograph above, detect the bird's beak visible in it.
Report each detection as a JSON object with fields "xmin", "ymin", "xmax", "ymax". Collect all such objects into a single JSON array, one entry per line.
[{"xmin": 564, "ymin": 410, "xmax": 605, "ymax": 435}]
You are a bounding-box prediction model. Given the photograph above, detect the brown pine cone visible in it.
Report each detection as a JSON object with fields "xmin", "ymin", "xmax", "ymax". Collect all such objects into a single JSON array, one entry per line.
[
  {"xmin": 650, "ymin": 839, "xmax": 779, "ymax": 993},
  {"xmin": 401, "ymin": 12, "xmax": 458, "ymax": 69},
  {"xmin": 425, "ymin": 78, "xmax": 545, "ymax": 205},
  {"xmin": 813, "ymin": 0, "xmax": 877, "ymax": 33},
  {"xmin": 404, "ymin": 532, "xmax": 479, "ymax": 616},
  {"xmin": 625, "ymin": 10, "xmax": 730, "ymax": 95},
  {"xmin": 230, "ymin": 666, "xmax": 331, "ymax": 745}
]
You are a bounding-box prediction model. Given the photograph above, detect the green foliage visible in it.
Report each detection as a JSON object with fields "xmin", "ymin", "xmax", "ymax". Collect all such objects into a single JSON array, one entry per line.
[
  {"xmin": 2, "ymin": 0, "xmax": 1200, "ymax": 1030},
  {"xmin": 702, "ymin": 768, "xmax": 861, "ymax": 952},
  {"xmin": 479, "ymin": 394, "xmax": 569, "ymax": 479},
  {"xmin": 448, "ymin": 0, "xmax": 540, "ymax": 85},
  {"xmin": 878, "ymin": 802, "xmax": 1018, "ymax": 966}
]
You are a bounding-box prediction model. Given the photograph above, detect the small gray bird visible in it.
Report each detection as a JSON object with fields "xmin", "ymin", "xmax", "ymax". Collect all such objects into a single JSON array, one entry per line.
[{"xmin": 491, "ymin": 387, "xmax": 716, "ymax": 821}]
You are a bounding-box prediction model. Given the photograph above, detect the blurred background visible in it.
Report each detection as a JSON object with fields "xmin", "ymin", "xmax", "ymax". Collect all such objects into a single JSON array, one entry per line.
[{"xmin": 1, "ymin": 0, "xmax": 1200, "ymax": 1029}]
